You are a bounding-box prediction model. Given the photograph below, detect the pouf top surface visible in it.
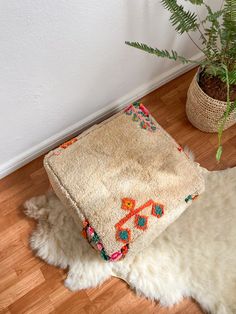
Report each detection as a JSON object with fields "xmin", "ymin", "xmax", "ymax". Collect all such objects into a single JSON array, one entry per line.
[{"xmin": 44, "ymin": 103, "xmax": 205, "ymax": 261}]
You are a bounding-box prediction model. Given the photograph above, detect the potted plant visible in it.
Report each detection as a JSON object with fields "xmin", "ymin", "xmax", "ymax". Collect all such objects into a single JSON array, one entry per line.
[{"xmin": 126, "ymin": 0, "xmax": 236, "ymax": 161}]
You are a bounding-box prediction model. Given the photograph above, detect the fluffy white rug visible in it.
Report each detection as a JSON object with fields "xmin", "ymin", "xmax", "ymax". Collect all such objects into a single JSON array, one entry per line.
[{"xmin": 24, "ymin": 167, "xmax": 236, "ymax": 314}]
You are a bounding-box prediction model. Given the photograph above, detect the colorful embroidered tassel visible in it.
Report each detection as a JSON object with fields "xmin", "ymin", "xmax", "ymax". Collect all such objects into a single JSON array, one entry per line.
[
  {"xmin": 125, "ymin": 103, "xmax": 157, "ymax": 132},
  {"xmin": 82, "ymin": 220, "xmax": 129, "ymax": 262}
]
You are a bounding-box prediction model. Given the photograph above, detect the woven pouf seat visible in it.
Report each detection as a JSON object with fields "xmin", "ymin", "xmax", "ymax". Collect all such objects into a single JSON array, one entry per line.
[{"xmin": 44, "ymin": 103, "xmax": 205, "ymax": 262}]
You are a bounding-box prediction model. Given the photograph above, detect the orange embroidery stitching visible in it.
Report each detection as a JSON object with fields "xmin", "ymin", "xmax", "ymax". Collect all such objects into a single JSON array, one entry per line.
[
  {"xmin": 116, "ymin": 198, "xmax": 164, "ymax": 243},
  {"xmin": 121, "ymin": 198, "xmax": 136, "ymax": 211},
  {"xmin": 60, "ymin": 137, "xmax": 78, "ymax": 149}
]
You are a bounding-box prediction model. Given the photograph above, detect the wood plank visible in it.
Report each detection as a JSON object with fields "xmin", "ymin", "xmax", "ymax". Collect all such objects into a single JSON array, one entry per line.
[
  {"xmin": 54, "ymin": 292, "xmax": 90, "ymax": 314},
  {"xmin": 85, "ymin": 280, "xmax": 135, "ymax": 313},
  {"xmin": 0, "ymin": 270, "xmax": 45, "ymax": 310},
  {"xmin": 0, "ymin": 220, "xmax": 30, "ymax": 251}
]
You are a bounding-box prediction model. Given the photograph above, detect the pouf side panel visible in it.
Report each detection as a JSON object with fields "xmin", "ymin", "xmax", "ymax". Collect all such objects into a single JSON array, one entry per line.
[{"xmin": 44, "ymin": 158, "xmax": 84, "ymax": 227}]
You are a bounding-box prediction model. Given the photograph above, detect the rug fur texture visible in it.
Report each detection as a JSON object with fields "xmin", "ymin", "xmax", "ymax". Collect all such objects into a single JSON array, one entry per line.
[{"xmin": 24, "ymin": 167, "xmax": 236, "ymax": 314}]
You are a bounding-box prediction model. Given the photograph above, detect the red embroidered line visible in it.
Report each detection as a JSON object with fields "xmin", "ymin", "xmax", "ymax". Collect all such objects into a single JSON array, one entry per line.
[{"xmin": 115, "ymin": 200, "xmax": 154, "ymax": 229}]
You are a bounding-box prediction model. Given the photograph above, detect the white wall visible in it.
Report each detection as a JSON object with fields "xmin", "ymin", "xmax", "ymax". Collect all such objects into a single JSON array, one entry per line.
[{"xmin": 0, "ymin": 0, "xmax": 205, "ymax": 178}]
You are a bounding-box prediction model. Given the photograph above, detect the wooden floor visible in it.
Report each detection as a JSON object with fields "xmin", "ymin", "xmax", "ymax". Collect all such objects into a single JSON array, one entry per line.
[{"xmin": 0, "ymin": 68, "xmax": 236, "ymax": 314}]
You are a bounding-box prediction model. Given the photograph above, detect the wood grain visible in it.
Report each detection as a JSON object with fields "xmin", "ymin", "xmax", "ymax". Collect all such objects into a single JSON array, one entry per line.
[{"xmin": 0, "ymin": 68, "xmax": 235, "ymax": 313}]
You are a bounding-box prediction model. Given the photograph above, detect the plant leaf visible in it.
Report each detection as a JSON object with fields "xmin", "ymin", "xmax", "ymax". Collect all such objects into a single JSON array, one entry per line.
[
  {"xmin": 125, "ymin": 42, "xmax": 199, "ymax": 64},
  {"xmin": 216, "ymin": 145, "xmax": 223, "ymax": 162},
  {"xmin": 186, "ymin": 0, "xmax": 203, "ymax": 4},
  {"xmin": 161, "ymin": 0, "xmax": 198, "ymax": 34},
  {"xmin": 221, "ymin": 0, "xmax": 236, "ymax": 58}
]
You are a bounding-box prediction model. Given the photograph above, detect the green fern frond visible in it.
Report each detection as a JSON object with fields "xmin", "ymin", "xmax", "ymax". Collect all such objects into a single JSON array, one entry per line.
[
  {"xmin": 203, "ymin": 65, "xmax": 236, "ymax": 85},
  {"xmin": 203, "ymin": 5, "xmax": 223, "ymax": 58},
  {"xmin": 206, "ymin": 6, "xmax": 223, "ymax": 21},
  {"xmin": 185, "ymin": 0, "xmax": 203, "ymax": 4},
  {"xmin": 222, "ymin": 0, "xmax": 236, "ymax": 62},
  {"xmin": 222, "ymin": 70, "xmax": 236, "ymax": 85},
  {"xmin": 204, "ymin": 65, "xmax": 225, "ymax": 78},
  {"xmin": 125, "ymin": 42, "xmax": 198, "ymax": 64},
  {"xmin": 223, "ymin": 0, "xmax": 236, "ymax": 28},
  {"xmin": 229, "ymin": 73, "xmax": 236, "ymax": 85},
  {"xmin": 161, "ymin": 0, "xmax": 198, "ymax": 34}
]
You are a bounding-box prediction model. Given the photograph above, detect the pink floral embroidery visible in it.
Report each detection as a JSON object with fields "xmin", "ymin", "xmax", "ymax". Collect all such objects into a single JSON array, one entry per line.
[
  {"xmin": 110, "ymin": 251, "xmax": 123, "ymax": 261},
  {"xmin": 88, "ymin": 226, "xmax": 94, "ymax": 235},
  {"xmin": 97, "ymin": 242, "xmax": 103, "ymax": 251}
]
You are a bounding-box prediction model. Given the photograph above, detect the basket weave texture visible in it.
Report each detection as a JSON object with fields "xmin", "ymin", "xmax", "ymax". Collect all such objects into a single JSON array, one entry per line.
[{"xmin": 186, "ymin": 73, "xmax": 236, "ymax": 133}]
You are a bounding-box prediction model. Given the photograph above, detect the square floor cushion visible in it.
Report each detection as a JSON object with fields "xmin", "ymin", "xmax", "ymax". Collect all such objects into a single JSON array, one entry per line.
[{"xmin": 44, "ymin": 102, "xmax": 205, "ymax": 262}]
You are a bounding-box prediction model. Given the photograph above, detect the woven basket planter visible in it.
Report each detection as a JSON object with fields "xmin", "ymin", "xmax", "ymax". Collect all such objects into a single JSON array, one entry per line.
[{"xmin": 186, "ymin": 72, "xmax": 236, "ymax": 133}]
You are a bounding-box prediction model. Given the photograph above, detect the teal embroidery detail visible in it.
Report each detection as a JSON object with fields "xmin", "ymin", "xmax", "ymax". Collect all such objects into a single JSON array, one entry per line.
[
  {"xmin": 151, "ymin": 124, "xmax": 157, "ymax": 131},
  {"xmin": 119, "ymin": 230, "xmax": 129, "ymax": 240},
  {"xmin": 134, "ymin": 214, "xmax": 148, "ymax": 230},
  {"xmin": 132, "ymin": 113, "xmax": 139, "ymax": 122},
  {"xmin": 185, "ymin": 195, "xmax": 192, "ymax": 203},
  {"xmin": 151, "ymin": 203, "xmax": 164, "ymax": 218},
  {"xmin": 185, "ymin": 192, "xmax": 199, "ymax": 203},
  {"xmin": 92, "ymin": 233, "xmax": 99, "ymax": 243},
  {"xmin": 100, "ymin": 249, "xmax": 109, "ymax": 261},
  {"xmin": 138, "ymin": 217, "xmax": 146, "ymax": 226},
  {"xmin": 116, "ymin": 228, "xmax": 131, "ymax": 243}
]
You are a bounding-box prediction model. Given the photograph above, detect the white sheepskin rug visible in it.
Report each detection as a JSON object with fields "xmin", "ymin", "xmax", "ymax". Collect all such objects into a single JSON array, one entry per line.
[{"xmin": 24, "ymin": 167, "xmax": 236, "ymax": 314}]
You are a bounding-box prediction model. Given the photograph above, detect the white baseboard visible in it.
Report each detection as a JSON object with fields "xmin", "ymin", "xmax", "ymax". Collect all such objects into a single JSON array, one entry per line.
[{"xmin": 0, "ymin": 52, "xmax": 203, "ymax": 179}]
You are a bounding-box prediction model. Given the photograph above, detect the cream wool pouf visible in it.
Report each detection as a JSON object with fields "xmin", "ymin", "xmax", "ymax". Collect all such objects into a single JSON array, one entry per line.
[{"xmin": 44, "ymin": 103, "xmax": 205, "ymax": 261}]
